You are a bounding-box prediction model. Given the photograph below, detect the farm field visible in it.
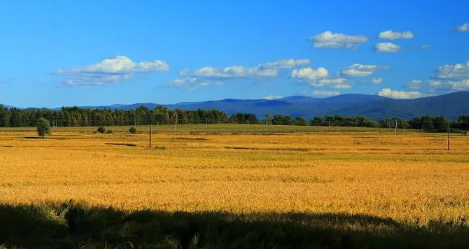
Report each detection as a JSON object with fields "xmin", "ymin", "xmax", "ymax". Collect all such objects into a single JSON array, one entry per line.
[{"xmin": 0, "ymin": 125, "xmax": 469, "ymax": 248}]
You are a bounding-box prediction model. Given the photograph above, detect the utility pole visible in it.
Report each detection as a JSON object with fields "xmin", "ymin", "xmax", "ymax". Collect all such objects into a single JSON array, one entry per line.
[
  {"xmin": 149, "ymin": 123, "xmax": 152, "ymax": 149},
  {"xmin": 447, "ymin": 123, "xmax": 450, "ymax": 151},
  {"xmin": 173, "ymin": 113, "xmax": 178, "ymax": 140}
]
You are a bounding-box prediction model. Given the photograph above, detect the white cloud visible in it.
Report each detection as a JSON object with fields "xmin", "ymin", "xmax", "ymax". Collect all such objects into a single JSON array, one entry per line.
[
  {"xmin": 374, "ymin": 42, "xmax": 401, "ymax": 52},
  {"xmin": 408, "ymin": 80, "xmax": 422, "ymax": 89},
  {"xmin": 436, "ymin": 60, "xmax": 469, "ymax": 79},
  {"xmin": 308, "ymin": 31, "xmax": 368, "ymax": 49},
  {"xmin": 372, "ymin": 78, "xmax": 383, "ymax": 84},
  {"xmin": 429, "ymin": 80, "xmax": 443, "ymax": 88},
  {"xmin": 291, "ymin": 67, "xmax": 329, "ymax": 80},
  {"xmin": 176, "ymin": 59, "xmax": 308, "ymax": 89},
  {"xmin": 259, "ymin": 59, "xmax": 310, "ymax": 69},
  {"xmin": 379, "ymin": 30, "xmax": 414, "ymax": 40},
  {"xmin": 62, "ymin": 74, "xmax": 134, "ymax": 86},
  {"xmin": 427, "ymin": 60, "xmax": 469, "ymax": 92},
  {"xmin": 170, "ymin": 77, "xmax": 220, "ymax": 89},
  {"xmin": 56, "ymin": 56, "xmax": 170, "ymax": 86},
  {"xmin": 378, "ymin": 88, "xmax": 422, "ymax": 99},
  {"xmin": 341, "ymin": 64, "xmax": 390, "ymax": 77},
  {"xmin": 291, "ymin": 67, "xmax": 351, "ymax": 89},
  {"xmin": 263, "ymin": 95, "xmax": 283, "ymax": 100},
  {"xmin": 181, "ymin": 66, "xmax": 278, "ymax": 79},
  {"xmin": 57, "ymin": 56, "xmax": 169, "ymax": 74},
  {"xmin": 420, "ymin": 45, "xmax": 430, "ymax": 49},
  {"xmin": 429, "ymin": 79, "xmax": 469, "ymax": 91},
  {"xmin": 312, "ymin": 90, "xmax": 341, "ymax": 97},
  {"xmin": 311, "ymin": 78, "xmax": 351, "ymax": 89},
  {"xmin": 450, "ymin": 79, "xmax": 469, "ymax": 90},
  {"xmin": 455, "ymin": 23, "xmax": 469, "ymax": 32}
]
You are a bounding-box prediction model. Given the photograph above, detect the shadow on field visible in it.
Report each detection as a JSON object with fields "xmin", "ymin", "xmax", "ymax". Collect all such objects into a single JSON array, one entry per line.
[{"xmin": 0, "ymin": 201, "xmax": 468, "ymax": 249}]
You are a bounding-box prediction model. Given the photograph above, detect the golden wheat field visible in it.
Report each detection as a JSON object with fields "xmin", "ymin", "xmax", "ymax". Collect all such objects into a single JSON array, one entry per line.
[{"xmin": 0, "ymin": 125, "xmax": 468, "ymax": 225}]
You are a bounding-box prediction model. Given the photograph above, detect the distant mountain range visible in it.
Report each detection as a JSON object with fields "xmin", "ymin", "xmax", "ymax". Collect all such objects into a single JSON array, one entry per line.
[{"xmin": 3, "ymin": 92, "xmax": 469, "ymax": 120}]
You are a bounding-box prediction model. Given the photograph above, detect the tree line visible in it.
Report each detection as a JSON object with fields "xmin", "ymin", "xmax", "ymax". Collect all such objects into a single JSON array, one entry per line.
[{"xmin": 0, "ymin": 105, "xmax": 467, "ymax": 132}]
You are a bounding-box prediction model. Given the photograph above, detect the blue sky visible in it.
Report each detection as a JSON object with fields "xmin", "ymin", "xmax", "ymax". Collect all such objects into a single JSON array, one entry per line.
[{"xmin": 1, "ymin": 0, "xmax": 468, "ymax": 108}]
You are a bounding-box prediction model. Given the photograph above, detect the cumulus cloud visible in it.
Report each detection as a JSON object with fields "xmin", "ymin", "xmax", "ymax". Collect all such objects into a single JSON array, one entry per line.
[
  {"xmin": 374, "ymin": 42, "xmax": 401, "ymax": 52},
  {"xmin": 259, "ymin": 59, "xmax": 310, "ymax": 69},
  {"xmin": 312, "ymin": 78, "xmax": 351, "ymax": 89},
  {"xmin": 62, "ymin": 74, "xmax": 134, "ymax": 86},
  {"xmin": 291, "ymin": 67, "xmax": 351, "ymax": 89},
  {"xmin": 170, "ymin": 77, "xmax": 221, "ymax": 89},
  {"xmin": 455, "ymin": 23, "xmax": 469, "ymax": 32},
  {"xmin": 57, "ymin": 56, "xmax": 169, "ymax": 74},
  {"xmin": 379, "ymin": 30, "xmax": 414, "ymax": 40},
  {"xmin": 341, "ymin": 64, "xmax": 390, "ymax": 77},
  {"xmin": 175, "ymin": 59, "xmax": 308, "ymax": 89},
  {"xmin": 312, "ymin": 90, "xmax": 341, "ymax": 97},
  {"xmin": 372, "ymin": 78, "xmax": 383, "ymax": 84},
  {"xmin": 263, "ymin": 95, "xmax": 283, "ymax": 100},
  {"xmin": 55, "ymin": 56, "xmax": 170, "ymax": 86},
  {"xmin": 424, "ymin": 60, "xmax": 469, "ymax": 92},
  {"xmin": 181, "ymin": 58, "xmax": 310, "ymax": 80},
  {"xmin": 291, "ymin": 67, "xmax": 329, "ymax": 80},
  {"xmin": 181, "ymin": 66, "xmax": 278, "ymax": 79},
  {"xmin": 378, "ymin": 88, "xmax": 422, "ymax": 99},
  {"xmin": 308, "ymin": 31, "xmax": 368, "ymax": 49},
  {"xmin": 448, "ymin": 79, "xmax": 469, "ymax": 90},
  {"xmin": 435, "ymin": 60, "xmax": 469, "ymax": 79},
  {"xmin": 429, "ymin": 79, "xmax": 469, "ymax": 91},
  {"xmin": 408, "ymin": 80, "xmax": 422, "ymax": 89}
]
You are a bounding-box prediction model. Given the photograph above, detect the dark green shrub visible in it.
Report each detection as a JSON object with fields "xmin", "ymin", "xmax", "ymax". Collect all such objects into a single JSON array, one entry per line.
[
  {"xmin": 37, "ymin": 118, "xmax": 51, "ymax": 138},
  {"xmin": 97, "ymin": 127, "xmax": 106, "ymax": 133},
  {"xmin": 129, "ymin": 127, "xmax": 137, "ymax": 134}
]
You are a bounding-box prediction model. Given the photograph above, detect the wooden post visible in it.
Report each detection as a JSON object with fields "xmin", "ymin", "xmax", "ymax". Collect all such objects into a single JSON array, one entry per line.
[{"xmin": 395, "ymin": 119, "xmax": 398, "ymax": 136}]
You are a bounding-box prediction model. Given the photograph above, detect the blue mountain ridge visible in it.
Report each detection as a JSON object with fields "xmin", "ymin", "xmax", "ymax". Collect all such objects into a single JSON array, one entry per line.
[{"xmin": 2, "ymin": 92, "xmax": 469, "ymax": 120}]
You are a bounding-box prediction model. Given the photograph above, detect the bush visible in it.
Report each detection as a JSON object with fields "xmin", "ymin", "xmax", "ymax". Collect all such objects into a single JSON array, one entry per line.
[
  {"xmin": 106, "ymin": 129, "xmax": 113, "ymax": 134},
  {"xmin": 97, "ymin": 127, "xmax": 106, "ymax": 133},
  {"xmin": 37, "ymin": 118, "xmax": 51, "ymax": 138},
  {"xmin": 129, "ymin": 127, "xmax": 137, "ymax": 134}
]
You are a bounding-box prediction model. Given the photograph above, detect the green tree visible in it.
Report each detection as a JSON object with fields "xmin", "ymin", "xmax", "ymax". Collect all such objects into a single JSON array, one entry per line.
[
  {"xmin": 457, "ymin": 115, "xmax": 469, "ymax": 130},
  {"xmin": 36, "ymin": 118, "xmax": 51, "ymax": 138},
  {"xmin": 0, "ymin": 105, "xmax": 10, "ymax": 127},
  {"xmin": 420, "ymin": 116, "xmax": 434, "ymax": 132},
  {"xmin": 294, "ymin": 117, "xmax": 307, "ymax": 126},
  {"xmin": 432, "ymin": 116, "xmax": 448, "ymax": 132},
  {"xmin": 310, "ymin": 117, "xmax": 323, "ymax": 126}
]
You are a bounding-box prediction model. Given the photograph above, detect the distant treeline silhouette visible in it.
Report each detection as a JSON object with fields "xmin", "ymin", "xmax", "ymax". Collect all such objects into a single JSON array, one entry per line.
[{"xmin": 0, "ymin": 105, "xmax": 468, "ymax": 132}]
